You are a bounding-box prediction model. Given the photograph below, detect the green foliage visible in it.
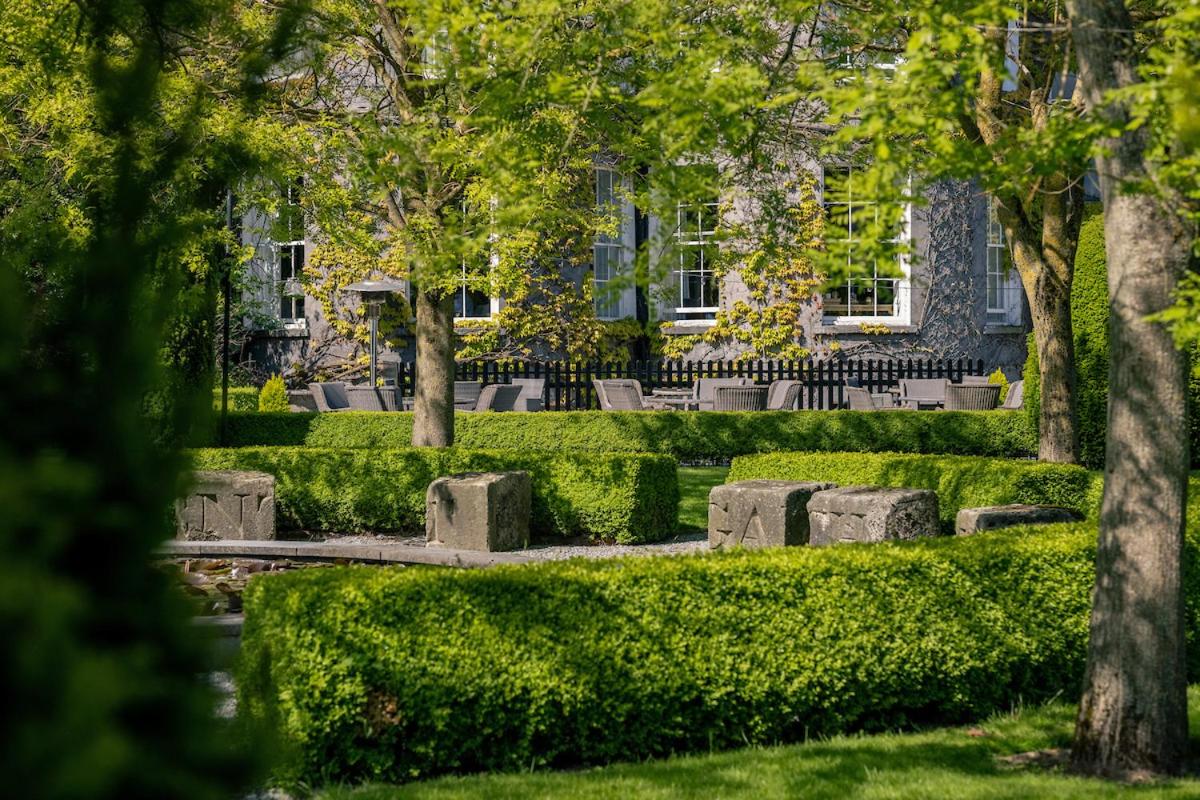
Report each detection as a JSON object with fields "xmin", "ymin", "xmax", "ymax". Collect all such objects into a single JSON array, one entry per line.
[
  {"xmin": 318, "ymin": 691, "xmax": 1200, "ymax": 799},
  {"xmin": 1023, "ymin": 332, "xmax": 1041, "ymax": 439},
  {"xmin": 239, "ymin": 520, "xmax": 1196, "ymax": 786},
  {"xmin": 0, "ymin": 1, "xmax": 295, "ymax": 795},
  {"xmin": 660, "ymin": 173, "xmax": 826, "ymax": 361},
  {"xmin": 1071, "ymin": 210, "xmax": 1110, "ymax": 469},
  {"xmin": 258, "ymin": 375, "xmax": 290, "ymax": 413},
  {"xmin": 987, "ymin": 368, "xmax": 1009, "ymax": 403},
  {"xmin": 1025, "ymin": 208, "xmax": 1200, "ymax": 467},
  {"xmin": 207, "ymin": 410, "xmax": 1038, "ymax": 461},
  {"xmin": 189, "ymin": 447, "xmax": 678, "ymax": 543},
  {"xmin": 728, "ymin": 451, "xmax": 1100, "ymax": 528},
  {"xmin": 214, "ymin": 387, "xmax": 260, "ymax": 412}
]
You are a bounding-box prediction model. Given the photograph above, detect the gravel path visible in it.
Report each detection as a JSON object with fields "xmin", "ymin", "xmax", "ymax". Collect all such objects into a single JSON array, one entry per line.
[{"xmin": 283, "ymin": 530, "xmax": 711, "ymax": 561}]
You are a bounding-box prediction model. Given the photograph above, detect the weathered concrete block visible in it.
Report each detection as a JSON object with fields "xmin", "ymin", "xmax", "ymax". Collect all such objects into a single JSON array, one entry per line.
[
  {"xmin": 426, "ymin": 471, "xmax": 531, "ymax": 552},
  {"xmin": 955, "ymin": 504, "xmax": 1082, "ymax": 536},
  {"xmin": 176, "ymin": 470, "xmax": 276, "ymax": 541},
  {"xmin": 708, "ymin": 480, "xmax": 835, "ymax": 550},
  {"xmin": 808, "ymin": 486, "xmax": 939, "ymax": 545}
]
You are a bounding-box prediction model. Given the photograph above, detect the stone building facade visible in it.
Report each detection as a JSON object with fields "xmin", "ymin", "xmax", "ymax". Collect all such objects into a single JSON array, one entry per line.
[{"xmin": 240, "ymin": 163, "xmax": 1035, "ymax": 381}]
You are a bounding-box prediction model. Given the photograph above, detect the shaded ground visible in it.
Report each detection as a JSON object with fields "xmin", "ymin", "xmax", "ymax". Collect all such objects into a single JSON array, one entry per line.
[{"xmin": 318, "ymin": 688, "xmax": 1200, "ymax": 800}]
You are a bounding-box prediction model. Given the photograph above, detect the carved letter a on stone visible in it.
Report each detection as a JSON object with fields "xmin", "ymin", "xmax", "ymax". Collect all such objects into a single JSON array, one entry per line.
[{"xmin": 738, "ymin": 508, "xmax": 766, "ymax": 546}]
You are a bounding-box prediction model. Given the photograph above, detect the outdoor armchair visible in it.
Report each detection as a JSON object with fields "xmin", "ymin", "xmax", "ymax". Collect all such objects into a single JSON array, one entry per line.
[
  {"xmin": 693, "ymin": 377, "xmax": 751, "ymax": 411},
  {"xmin": 509, "ymin": 377, "xmax": 546, "ymax": 411},
  {"xmin": 845, "ymin": 385, "xmax": 886, "ymax": 411},
  {"xmin": 307, "ymin": 382, "xmax": 352, "ymax": 412},
  {"xmin": 944, "ymin": 383, "xmax": 1001, "ymax": 410},
  {"xmin": 1000, "ymin": 379, "xmax": 1024, "ymax": 410},
  {"xmin": 454, "ymin": 381, "xmax": 484, "ymax": 411},
  {"xmin": 766, "ymin": 379, "xmax": 806, "ymax": 410},
  {"xmin": 593, "ymin": 379, "xmax": 670, "ymax": 411},
  {"xmin": 472, "ymin": 384, "xmax": 523, "ymax": 412},
  {"xmin": 898, "ymin": 378, "xmax": 950, "ymax": 409}
]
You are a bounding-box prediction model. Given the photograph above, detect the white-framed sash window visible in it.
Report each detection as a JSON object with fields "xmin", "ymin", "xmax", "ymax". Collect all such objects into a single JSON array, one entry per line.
[
  {"xmin": 593, "ymin": 167, "xmax": 629, "ymax": 319},
  {"xmin": 820, "ymin": 165, "xmax": 911, "ymax": 323},
  {"xmin": 275, "ymin": 180, "xmax": 306, "ymax": 328},
  {"xmin": 674, "ymin": 198, "xmax": 720, "ymax": 319},
  {"xmin": 986, "ymin": 197, "xmax": 1024, "ymax": 325}
]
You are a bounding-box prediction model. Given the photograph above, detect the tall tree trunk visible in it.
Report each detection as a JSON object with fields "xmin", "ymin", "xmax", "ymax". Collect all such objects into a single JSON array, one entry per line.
[
  {"xmin": 1066, "ymin": 0, "xmax": 1191, "ymax": 777},
  {"xmin": 1004, "ymin": 214, "xmax": 1081, "ymax": 463},
  {"xmin": 412, "ymin": 288, "xmax": 455, "ymax": 447}
]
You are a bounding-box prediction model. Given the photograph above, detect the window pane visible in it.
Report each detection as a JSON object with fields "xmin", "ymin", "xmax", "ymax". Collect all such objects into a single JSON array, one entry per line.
[
  {"xmin": 876, "ymin": 280, "xmax": 897, "ymax": 316},
  {"xmin": 823, "ymin": 283, "xmax": 850, "ymax": 317},
  {"xmin": 849, "ymin": 280, "xmax": 876, "ymax": 316}
]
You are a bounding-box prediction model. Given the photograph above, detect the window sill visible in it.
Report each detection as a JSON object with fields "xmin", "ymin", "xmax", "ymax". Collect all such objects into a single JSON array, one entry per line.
[
  {"xmin": 984, "ymin": 324, "xmax": 1026, "ymax": 335},
  {"xmin": 815, "ymin": 322, "xmax": 917, "ymax": 335},
  {"xmin": 663, "ymin": 319, "xmax": 716, "ymax": 334},
  {"xmin": 255, "ymin": 323, "xmax": 309, "ymax": 339}
]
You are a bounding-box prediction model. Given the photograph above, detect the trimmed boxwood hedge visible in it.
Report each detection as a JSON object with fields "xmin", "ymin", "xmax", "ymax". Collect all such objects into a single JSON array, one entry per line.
[
  {"xmin": 728, "ymin": 451, "xmax": 1101, "ymax": 528},
  {"xmin": 238, "ymin": 518, "xmax": 1200, "ymax": 786},
  {"xmin": 211, "ymin": 387, "xmax": 259, "ymax": 412},
  {"xmin": 204, "ymin": 409, "xmax": 1038, "ymax": 461},
  {"xmin": 188, "ymin": 447, "xmax": 678, "ymax": 543},
  {"xmin": 1024, "ymin": 208, "xmax": 1200, "ymax": 467}
]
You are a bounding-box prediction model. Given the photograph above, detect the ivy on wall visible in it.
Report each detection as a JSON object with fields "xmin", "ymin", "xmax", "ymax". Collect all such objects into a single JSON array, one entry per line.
[{"xmin": 659, "ymin": 171, "xmax": 827, "ymax": 360}]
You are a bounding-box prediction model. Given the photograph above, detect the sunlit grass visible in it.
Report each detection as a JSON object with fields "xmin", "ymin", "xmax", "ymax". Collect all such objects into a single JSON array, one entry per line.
[
  {"xmin": 319, "ymin": 687, "xmax": 1200, "ymax": 799},
  {"xmin": 676, "ymin": 465, "xmax": 729, "ymax": 533}
]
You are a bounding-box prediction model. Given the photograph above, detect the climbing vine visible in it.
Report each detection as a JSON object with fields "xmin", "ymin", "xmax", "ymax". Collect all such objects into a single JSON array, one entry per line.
[{"xmin": 659, "ymin": 170, "xmax": 827, "ymax": 360}]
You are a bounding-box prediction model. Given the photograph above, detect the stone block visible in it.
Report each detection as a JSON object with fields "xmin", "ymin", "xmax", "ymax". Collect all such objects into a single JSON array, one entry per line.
[
  {"xmin": 955, "ymin": 504, "xmax": 1082, "ymax": 536},
  {"xmin": 807, "ymin": 486, "xmax": 939, "ymax": 545},
  {"xmin": 708, "ymin": 480, "xmax": 835, "ymax": 550},
  {"xmin": 176, "ymin": 470, "xmax": 276, "ymax": 541},
  {"xmin": 426, "ymin": 471, "xmax": 531, "ymax": 552}
]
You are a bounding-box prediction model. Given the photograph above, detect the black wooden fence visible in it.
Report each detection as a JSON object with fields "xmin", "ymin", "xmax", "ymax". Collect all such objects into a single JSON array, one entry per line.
[{"xmin": 392, "ymin": 358, "xmax": 986, "ymax": 411}]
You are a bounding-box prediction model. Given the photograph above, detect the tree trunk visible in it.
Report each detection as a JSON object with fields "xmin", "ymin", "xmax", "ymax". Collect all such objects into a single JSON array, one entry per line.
[
  {"xmin": 1006, "ymin": 225, "xmax": 1080, "ymax": 463},
  {"xmin": 411, "ymin": 288, "xmax": 456, "ymax": 447},
  {"xmin": 1066, "ymin": 0, "xmax": 1191, "ymax": 777}
]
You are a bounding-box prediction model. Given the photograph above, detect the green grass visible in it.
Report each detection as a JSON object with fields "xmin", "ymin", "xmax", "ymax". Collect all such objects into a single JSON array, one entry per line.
[
  {"xmin": 676, "ymin": 466, "xmax": 729, "ymax": 533},
  {"xmin": 317, "ymin": 688, "xmax": 1200, "ymax": 799}
]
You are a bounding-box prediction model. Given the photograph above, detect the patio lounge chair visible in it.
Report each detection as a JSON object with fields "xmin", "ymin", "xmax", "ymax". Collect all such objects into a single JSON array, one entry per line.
[
  {"xmin": 308, "ymin": 382, "xmax": 352, "ymax": 412},
  {"xmin": 1000, "ymin": 379, "xmax": 1024, "ymax": 410},
  {"xmin": 766, "ymin": 379, "xmax": 806, "ymax": 410},
  {"xmin": 898, "ymin": 378, "xmax": 950, "ymax": 409},
  {"xmin": 693, "ymin": 377, "xmax": 751, "ymax": 411},
  {"xmin": 509, "ymin": 377, "xmax": 546, "ymax": 411},
  {"xmin": 471, "ymin": 384, "xmax": 523, "ymax": 412},
  {"xmin": 944, "ymin": 383, "xmax": 1001, "ymax": 410}
]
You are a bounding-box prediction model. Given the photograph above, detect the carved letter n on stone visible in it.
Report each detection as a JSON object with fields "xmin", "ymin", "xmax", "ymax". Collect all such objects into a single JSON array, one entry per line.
[
  {"xmin": 175, "ymin": 470, "xmax": 276, "ymax": 541},
  {"xmin": 708, "ymin": 480, "xmax": 835, "ymax": 550}
]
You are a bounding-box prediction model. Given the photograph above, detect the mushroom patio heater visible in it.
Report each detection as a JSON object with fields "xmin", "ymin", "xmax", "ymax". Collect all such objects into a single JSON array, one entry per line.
[{"xmin": 343, "ymin": 277, "xmax": 406, "ymax": 386}]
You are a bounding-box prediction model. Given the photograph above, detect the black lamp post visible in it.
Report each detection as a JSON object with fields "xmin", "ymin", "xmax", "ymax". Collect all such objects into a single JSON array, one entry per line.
[{"xmin": 343, "ymin": 277, "xmax": 406, "ymax": 385}]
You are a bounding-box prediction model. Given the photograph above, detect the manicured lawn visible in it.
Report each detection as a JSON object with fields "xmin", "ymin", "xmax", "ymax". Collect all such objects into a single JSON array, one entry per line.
[
  {"xmin": 318, "ymin": 688, "xmax": 1200, "ymax": 799},
  {"xmin": 676, "ymin": 465, "xmax": 729, "ymax": 533}
]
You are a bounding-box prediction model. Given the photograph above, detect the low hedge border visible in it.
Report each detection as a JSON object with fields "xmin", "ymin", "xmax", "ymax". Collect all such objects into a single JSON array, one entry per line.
[
  {"xmin": 238, "ymin": 517, "xmax": 1200, "ymax": 786},
  {"xmin": 211, "ymin": 387, "xmax": 259, "ymax": 412},
  {"xmin": 202, "ymin": 409, "xmax": 1038, "ymax": 461},
  {"xmin": 727, "ymin": 451, "xmax": 1101, "ymax": 528},
  {"xmin": 188, "ymin": 447, "xmax": 678, "ymax": 544}
]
